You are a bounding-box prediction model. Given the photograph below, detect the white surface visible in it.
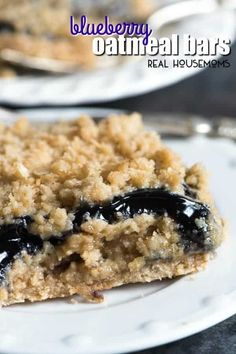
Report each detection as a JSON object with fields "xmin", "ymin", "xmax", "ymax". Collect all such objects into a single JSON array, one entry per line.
[
  {"xmin": 0, "ymin": 108, "xmax": 235, "ymax": 354},
  {"xmin": 0, "ymin": 7, "xmax": 235, "ymax": 106}
]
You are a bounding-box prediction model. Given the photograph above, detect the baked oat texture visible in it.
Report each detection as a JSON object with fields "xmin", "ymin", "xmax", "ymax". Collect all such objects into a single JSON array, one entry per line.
[
  {"xmin": 0, "ymin": 113, "xmax": 224, "ymax": 306},
  {"xmin": 0, "ymin": 0, "xmax": 155, "ymax": 75},
  {"xmin": 0, "ymin": 0, "xmax": 95, "ymax": 72}
]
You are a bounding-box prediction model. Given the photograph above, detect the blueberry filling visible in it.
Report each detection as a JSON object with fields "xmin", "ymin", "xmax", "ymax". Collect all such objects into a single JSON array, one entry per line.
[
  {"xmin": 0, "ymin": 188, "xmax": 211, "ymax": 282},
  {"xmin": 0, "ymin": 21, "xmax": 16, "ymax": 33},
  {"xmin": 183, "ymin": 183, "xmax": 197, "ymax": 199},
  {"xmin": 0, "ymin": 217, "xmax": 42, "ymax": 282}
]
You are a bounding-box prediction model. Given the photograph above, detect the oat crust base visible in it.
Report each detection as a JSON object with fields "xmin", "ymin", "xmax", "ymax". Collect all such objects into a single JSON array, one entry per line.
[{"xmin": 0, "ymin": 253, "xmax": 209, "ymax": 306}]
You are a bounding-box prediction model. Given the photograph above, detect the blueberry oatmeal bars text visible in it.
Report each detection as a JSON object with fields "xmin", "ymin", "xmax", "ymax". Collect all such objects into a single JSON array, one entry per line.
[{"xmin": 0, "ymin": 113, "xmax": 224, "ymax": 306}]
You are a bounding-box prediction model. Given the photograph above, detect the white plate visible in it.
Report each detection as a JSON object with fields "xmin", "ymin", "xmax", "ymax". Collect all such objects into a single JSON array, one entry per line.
[
  {"xmin": 0, "ymin": 108, "xmax": 235, "ymax": 354},
  {"xmin": 0, "ymin": 7, "xmax": 235, "ymax": 106}
]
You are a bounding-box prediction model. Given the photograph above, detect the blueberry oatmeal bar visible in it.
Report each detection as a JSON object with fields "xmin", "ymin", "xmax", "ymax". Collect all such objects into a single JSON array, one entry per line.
[
  {"xmin": 0, "ymin": 0, "xmax": 155, "ymax": 75},
  {"xmin": 0, "ymin": 0, "xmax": 95, "ymax": 73},
  {"xmin": 0, "ymin": 113, "xmax": 224, "ymax": 306},
  {"xmin": 74, "ymin": 0, "xmax": 155, "ymax": 21}
]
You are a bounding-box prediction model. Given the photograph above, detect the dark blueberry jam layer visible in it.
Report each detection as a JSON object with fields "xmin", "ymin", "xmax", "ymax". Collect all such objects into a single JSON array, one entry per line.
[
  {"xmin": 0, "ymin": 21, "xmax": 16, "ymax": 33},
  {"xmin": 74, "ymin": 188, "xmax": 210, "ymax": 249},
  {"xmin": 0, "ymin": 217, "xmax": 42, "ymax": 282},
  {"xmin": 0, "ymin": 188, "xmax": 211, "ymax": 282},
  {"xmin": 183, "ymin": 183, "xmax": 197, "ymax": 199}
]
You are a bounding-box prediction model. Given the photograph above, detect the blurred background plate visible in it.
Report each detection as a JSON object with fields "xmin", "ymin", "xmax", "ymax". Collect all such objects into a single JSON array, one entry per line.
[{"xmin": 0, "ymin": 4, "xmax": 235, "ymax": 106}]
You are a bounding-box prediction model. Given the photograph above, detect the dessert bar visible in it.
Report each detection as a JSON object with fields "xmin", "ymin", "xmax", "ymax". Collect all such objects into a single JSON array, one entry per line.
[{"xmin": 0, "ymin": 113, "xmax": 224, "ymax": 305}]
